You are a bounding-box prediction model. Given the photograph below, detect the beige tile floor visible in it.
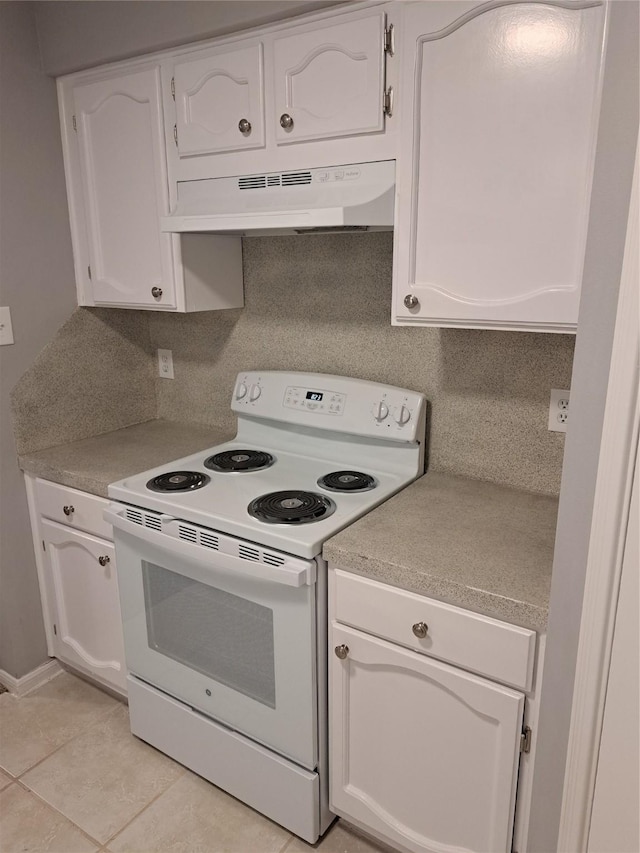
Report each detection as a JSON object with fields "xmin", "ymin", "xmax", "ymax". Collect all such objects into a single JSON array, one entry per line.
[{"xmin": 0, "ymin": 671, "xmax": 392, "ymax": 853}]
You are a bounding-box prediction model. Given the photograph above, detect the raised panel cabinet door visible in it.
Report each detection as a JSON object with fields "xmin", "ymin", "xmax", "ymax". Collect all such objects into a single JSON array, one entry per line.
[
  {"xmin": 273, "ymin": 11, "xmax": 385, "ymax": 145},
  {"xmin": 393, "ymin": 1, "xmax": 606, "ymax": 332},
  {"xmin": 42, "ymin": 519, "xmax": 127, "ymax": 693},
  {"xmin": 73, "ymin": 67, "xmax": 177, "ymax": 308},
  {"xmin": 330, "ymin": 624, "xmax": 525, "ymax": 853},
  {"xmin": 173, "ymin": 43, "xmax": 265, "ymax": 157}
]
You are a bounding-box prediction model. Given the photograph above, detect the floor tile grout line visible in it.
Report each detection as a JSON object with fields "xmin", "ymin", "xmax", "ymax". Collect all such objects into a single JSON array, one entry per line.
[
  {"xmin": 12, "ymin": 778, "xmax": 105, "ymax": 849},
  {"xmin": 96, "ymin": 760, "xmax": 188, "ymax": 849},
  {"xmin": 11, "ymin": 702, "xmax": 123, "ymax": 782}
]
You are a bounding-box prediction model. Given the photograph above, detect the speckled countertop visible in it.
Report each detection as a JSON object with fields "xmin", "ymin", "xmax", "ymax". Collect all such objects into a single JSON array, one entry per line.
[
  {"xmin": 18, "ymin": 419, "xmax": 233, "ymax": 498},
  {"xmin": 323, "ymin": 472, "xmax": 557, "ymax": 631}
]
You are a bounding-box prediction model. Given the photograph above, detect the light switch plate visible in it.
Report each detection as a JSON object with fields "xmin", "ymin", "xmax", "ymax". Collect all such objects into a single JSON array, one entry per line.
[{"xmin": 0, "ymin": 307, "xmax": 14, "ymax": 345}]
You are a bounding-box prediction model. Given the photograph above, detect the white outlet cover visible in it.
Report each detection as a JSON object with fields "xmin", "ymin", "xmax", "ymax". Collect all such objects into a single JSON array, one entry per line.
[
  {"xmin": 549, "ymin": 389, "xmax": 570, "ymax": 433},
  {"xmin": 158, "ymin": 348, "xmax": 174, "ymax": 379}
]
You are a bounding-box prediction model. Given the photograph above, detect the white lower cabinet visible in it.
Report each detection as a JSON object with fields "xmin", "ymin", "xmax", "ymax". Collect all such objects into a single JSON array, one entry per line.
[
  {"xmin": 329, "ymin": 569, "xmax": 536, "ymax": 853},
  {"xmin": 26, "ymin": 477, "xmax": 127, "ymax": 696}
]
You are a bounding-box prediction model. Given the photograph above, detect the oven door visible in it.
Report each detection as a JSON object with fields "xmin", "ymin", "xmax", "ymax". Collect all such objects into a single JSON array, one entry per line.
[{"xmin": 106, "ymin": 505, "xmax": 318, "ymax": 770}]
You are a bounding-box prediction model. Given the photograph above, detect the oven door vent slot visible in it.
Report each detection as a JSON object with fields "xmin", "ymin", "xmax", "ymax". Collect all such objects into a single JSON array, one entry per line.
[
  {"xmin": 144, "ymin": 515, "xmax": 162, "ymax": 531},
  {"xmin": 178, "ymin": 525, "xmax": 197, "ymax": 542},
  {"xmin": 239, "ymin": 545, "xmax": 260, "ymax": 562},
  {"xmin": 125, "ymin": 509, "xmax": 144, "ymax": 525},
  {"xmin": 199, "ymin": 532, "xmax": 219, "ymax": 550},
  {"xmin": 263, "ymin": 553, "xmax": 285, "ymax": 567}
]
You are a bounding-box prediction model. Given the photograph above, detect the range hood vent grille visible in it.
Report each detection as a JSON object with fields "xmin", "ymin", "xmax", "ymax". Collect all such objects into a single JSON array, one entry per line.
[{"xmin": 238, "ymin": 171, "xmax": 313, "ymax": 191}]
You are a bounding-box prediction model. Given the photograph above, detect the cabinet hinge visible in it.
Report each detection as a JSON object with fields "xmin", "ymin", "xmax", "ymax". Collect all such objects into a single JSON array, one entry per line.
[
  {"xmin": 173, "ymin": 124, "xmax": 178, "ymax": 147},
  {"xmin": 171, "ymin": 77, "xmax": 175, "ymax": 100},
  {"xmin": 87, "ymin": 265, "xmax": 92, "ymax": 280},
  {"xmin": 384, "ymin": 22, "xmax": 395, "ymax": 56},
  {"xmin": 53, "ymin": 624, "xmax": 57, "ymax": 636},
  {"xmin": 520, "ymin": 725, "xmax": 532, "ymax": 754},
  {"xmin": 72, "ymin": 115, "xmax": 77, "ymax": 132},
  {"xmin": 383, "ymin": 86, "xmax": 394, "ymax": 118}
]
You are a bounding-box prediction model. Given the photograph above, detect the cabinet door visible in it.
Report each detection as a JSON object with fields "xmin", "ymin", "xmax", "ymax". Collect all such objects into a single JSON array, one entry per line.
[
  {"xmin": 330, "ymin": 624, "xmax": 524, "ymax": 853},
  {"xmin": 393, "ymin": 1, "xmax": 606, "ymax": 332},
  {"xmin": 173, "ymin": 43, "xmax": 265, "ymax": 157},
  {"xmin": 42, "ymin": 519, "xmax": 127, "ymax": 694},
  {"xmin": 273, "ymin": 10, "xmax": 385, "ymax": 145},
  {"xmin": 73, "ymin": 66, "xmax": 177, "ymax": 308}
]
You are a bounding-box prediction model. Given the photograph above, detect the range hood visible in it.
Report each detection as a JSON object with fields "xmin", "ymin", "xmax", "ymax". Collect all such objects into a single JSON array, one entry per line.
[{"xmin": 161, "ymin": 160, "xmax": 395, "ymax": 235}]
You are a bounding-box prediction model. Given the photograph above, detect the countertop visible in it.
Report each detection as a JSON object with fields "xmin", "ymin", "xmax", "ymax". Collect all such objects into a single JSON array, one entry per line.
[
  {"xmin": 323, "ymin": 471, "xmax": 557, "ymax": 631},
  {"xmin": 18, "ymin": 419, "xmax": 233, "ymax": 498},
  {"xmin": 20, "ymin": 424, "xmax": 557, "ymax": 630}
]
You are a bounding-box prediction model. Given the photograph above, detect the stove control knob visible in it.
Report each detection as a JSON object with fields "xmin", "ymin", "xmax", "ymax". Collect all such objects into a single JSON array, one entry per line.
[
  {"xmin": 249, "ymin": 384, "xmax": 262, "ymax": 402},
  {"xmin": 393, "ymin": 405, "xmax": 411, "ymax": 426},
  {"xmin": 372, "ymin": 401, "xmax": 389, "ymax": 422},
  {"xmin": 235, "ymin": 382, "xmax": 248, "ymax": 400}
]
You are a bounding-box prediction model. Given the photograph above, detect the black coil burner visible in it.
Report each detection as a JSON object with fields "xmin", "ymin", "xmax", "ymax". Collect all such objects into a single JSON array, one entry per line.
[
  {"xmin": 318, "ymin": 470, "xmax": 377, "ymax": 492},
  {"xmin": 248, "ymin": 491, "xmax": 336, "ymax": 525},
  {"xmin": 147, "ymin": 471, "xmax": 210, "ymax": 492},
  {"xmin": 204, "ymin": 449, "xmax": 275, "ymax": 472}
]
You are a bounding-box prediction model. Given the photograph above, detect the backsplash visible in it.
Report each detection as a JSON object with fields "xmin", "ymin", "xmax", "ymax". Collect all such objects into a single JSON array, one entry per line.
[{"xmin": 148, "ymin": 233, "xmax": 574, "ymax": 495}]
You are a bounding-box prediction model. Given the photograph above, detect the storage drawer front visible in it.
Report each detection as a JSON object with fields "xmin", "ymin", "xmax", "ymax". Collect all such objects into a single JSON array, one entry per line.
[
  {"xmin": 333, "ymin": 570, "xmax": 535, "ymax": 691},
  {"xmin": 36, "ymin": 479, "xmax": 112, "ymax": 540}
]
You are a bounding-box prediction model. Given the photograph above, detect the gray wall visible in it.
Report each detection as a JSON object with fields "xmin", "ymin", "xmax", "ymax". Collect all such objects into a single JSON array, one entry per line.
[
  {"xmin": 34, "ymin": 0, "xmax": 345, "ymax": 76},
  {"xmin": 528, "ymin": 3, "xmax": 640, "ymax": 849},
  {"xmin": 0, "ymin": 2, "xmax": 77, "ymax": 679}
]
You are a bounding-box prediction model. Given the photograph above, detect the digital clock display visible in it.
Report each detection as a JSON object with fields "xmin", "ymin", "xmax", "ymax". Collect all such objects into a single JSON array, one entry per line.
[{"xmin": 306, "ymin": 391, "xmax": 324, "ymax": 401}]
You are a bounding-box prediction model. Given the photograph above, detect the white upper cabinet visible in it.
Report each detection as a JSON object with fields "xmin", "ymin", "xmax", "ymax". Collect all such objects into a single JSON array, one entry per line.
[
  {"xmin": 72, "ymin": 66, "xmax": 177, "ymax": 308},
  {"xmin": 393, "ymin": 0, "xmax": 607, "ymax": 332},
  {"xmin": 173, "ymin": 42, "xmax": 265, "ymax": 157},
  {"xmin": 272, "ymin": 11, "xmax": 386, "ymax": 145},
  {"xmin": 164, "ymin": 5, "xmax": 397, "ymax": 183},
  {"xmin": 59, "ymin": 63, "xmax": 244, "ymax": 312}
]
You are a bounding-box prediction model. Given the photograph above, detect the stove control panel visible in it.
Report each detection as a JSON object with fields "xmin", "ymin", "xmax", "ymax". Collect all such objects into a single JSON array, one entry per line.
[
  {"xmin": 284, "ymin": 386, "xmax": 345, "ymax": 415},
  {"xmin": 232, "ymin": 371, "xmax": 426, "ymax": 443}
]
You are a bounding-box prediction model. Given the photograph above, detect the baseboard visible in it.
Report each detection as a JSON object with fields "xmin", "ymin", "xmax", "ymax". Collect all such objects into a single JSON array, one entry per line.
[{"xmin": 0, "ymin": 659, "xmax": 62, "ymax": 697}]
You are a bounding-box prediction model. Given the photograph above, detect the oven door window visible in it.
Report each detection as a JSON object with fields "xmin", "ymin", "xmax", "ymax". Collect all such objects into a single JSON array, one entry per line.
[{"xmin": 142, "ymin": 561, "xmax": 276, "ymax": 708}]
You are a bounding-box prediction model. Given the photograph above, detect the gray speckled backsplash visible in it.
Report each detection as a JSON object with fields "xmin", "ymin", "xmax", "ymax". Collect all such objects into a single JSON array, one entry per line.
[
  {"xmin": 11, "ymin": 308, "xmax": 156, "ymax": 454},
  {"xmin": 148, "ymin": 233, "xmax": 574, "ymax": 495}
]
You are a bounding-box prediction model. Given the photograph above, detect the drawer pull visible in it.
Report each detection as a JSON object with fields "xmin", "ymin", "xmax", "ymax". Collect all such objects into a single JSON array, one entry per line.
[
  {"xmin": 412, "ymin": 621, "xmax": 429, "ymax": 639},
  {"xmin": 334, "ymin": 644, "xmax": 349, "ymax": 660},
  {"xmin": 63, "ymin": 505, "xmax": 74, "ymax": 516},
  {"xmin": 98, "ymin": 555, "xmax": 111, "ymax": 566}
]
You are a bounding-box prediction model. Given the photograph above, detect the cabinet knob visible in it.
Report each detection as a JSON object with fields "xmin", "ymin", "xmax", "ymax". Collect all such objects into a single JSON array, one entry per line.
[
  {"xmin": 151, "ymin": 287, "xmax": 163, "ymax": 298},
  {"xmin": 404, "ymin": 294, "xmax": 420, "ymax": 310},
  {"xmin": 279, "ymin": 113, "xmax": 294, "ymax": 130},
  {"xmin": 63, "ymin": 505, "xmax": 74, "ymax": 516},
  {"xmin": 334, "ymin": 644, "xmax": 349, "ymax": 660},
  {"xmin": 238, "ymin": 118, "xmax": 252, "ymax": 135},
  {"xmin": 412, "ymin": 621, "xmax": 429, "ymax": 639},
  {"xmin": 98, "ymin": 555, "xmax": 111, "ymax": 567}
]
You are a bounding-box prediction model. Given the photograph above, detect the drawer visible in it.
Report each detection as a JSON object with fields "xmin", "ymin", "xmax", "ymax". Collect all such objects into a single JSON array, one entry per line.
[
  {"xmin": 35, "ymin": 479, "xmax": 112, "ymax": 540},
  {"xmin": 332, "ymin": 570, "xmax": 536, "ymax": 691}
]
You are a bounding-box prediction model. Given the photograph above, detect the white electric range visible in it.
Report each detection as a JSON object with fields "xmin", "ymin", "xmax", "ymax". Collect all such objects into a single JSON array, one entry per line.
[{"xmin": 106, "ymin": 371, "xmax": 427, "ymax": 843}]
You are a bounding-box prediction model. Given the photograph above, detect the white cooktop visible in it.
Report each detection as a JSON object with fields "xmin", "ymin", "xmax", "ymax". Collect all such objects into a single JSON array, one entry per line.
[{"xmin": 108, "ymin": 372, "xmax": 427, "ymax": 559}]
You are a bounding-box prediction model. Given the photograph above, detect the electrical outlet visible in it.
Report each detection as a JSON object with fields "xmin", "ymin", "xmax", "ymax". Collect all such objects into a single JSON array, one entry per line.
[
  {"xmin": 548, "ymin": 389, "xmax": 570, "ymax": 433},
  {"xmin": 158, "ymin": 348, "xmax": 174, "ymax": 379}
]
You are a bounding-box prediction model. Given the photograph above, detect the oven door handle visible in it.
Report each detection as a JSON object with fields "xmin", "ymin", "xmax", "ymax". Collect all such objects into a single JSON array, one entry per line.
[{"xmin": 104, "ymin": 506, "xmax": 315, "ymax": 587}]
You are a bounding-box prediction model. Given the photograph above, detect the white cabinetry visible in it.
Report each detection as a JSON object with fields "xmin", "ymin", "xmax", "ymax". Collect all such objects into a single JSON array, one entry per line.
[
  {"xmin": 59, "ymin": 63, "xmax": 244, "ymax": 312},
  {"xmin": 165, "ymin": 5, "xmax": 396, "ymax": 183},
  {"xmin": 173, "ymin": 42, "xmax": 265, "ymax": 157},
  {"xmin": 272, "ymin": 12, "xmax": 386, "ymax": 145},
  {"xmin": 26, "ymin": 476, "xmax": 127, "ymax": 696},
  {"xmin": 329, "ymin": 569, "xmax": 537, "ymax": 853},
  {"xmin": 392, "ymin": 0, "xmax": 607, "ymax": 332}
]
